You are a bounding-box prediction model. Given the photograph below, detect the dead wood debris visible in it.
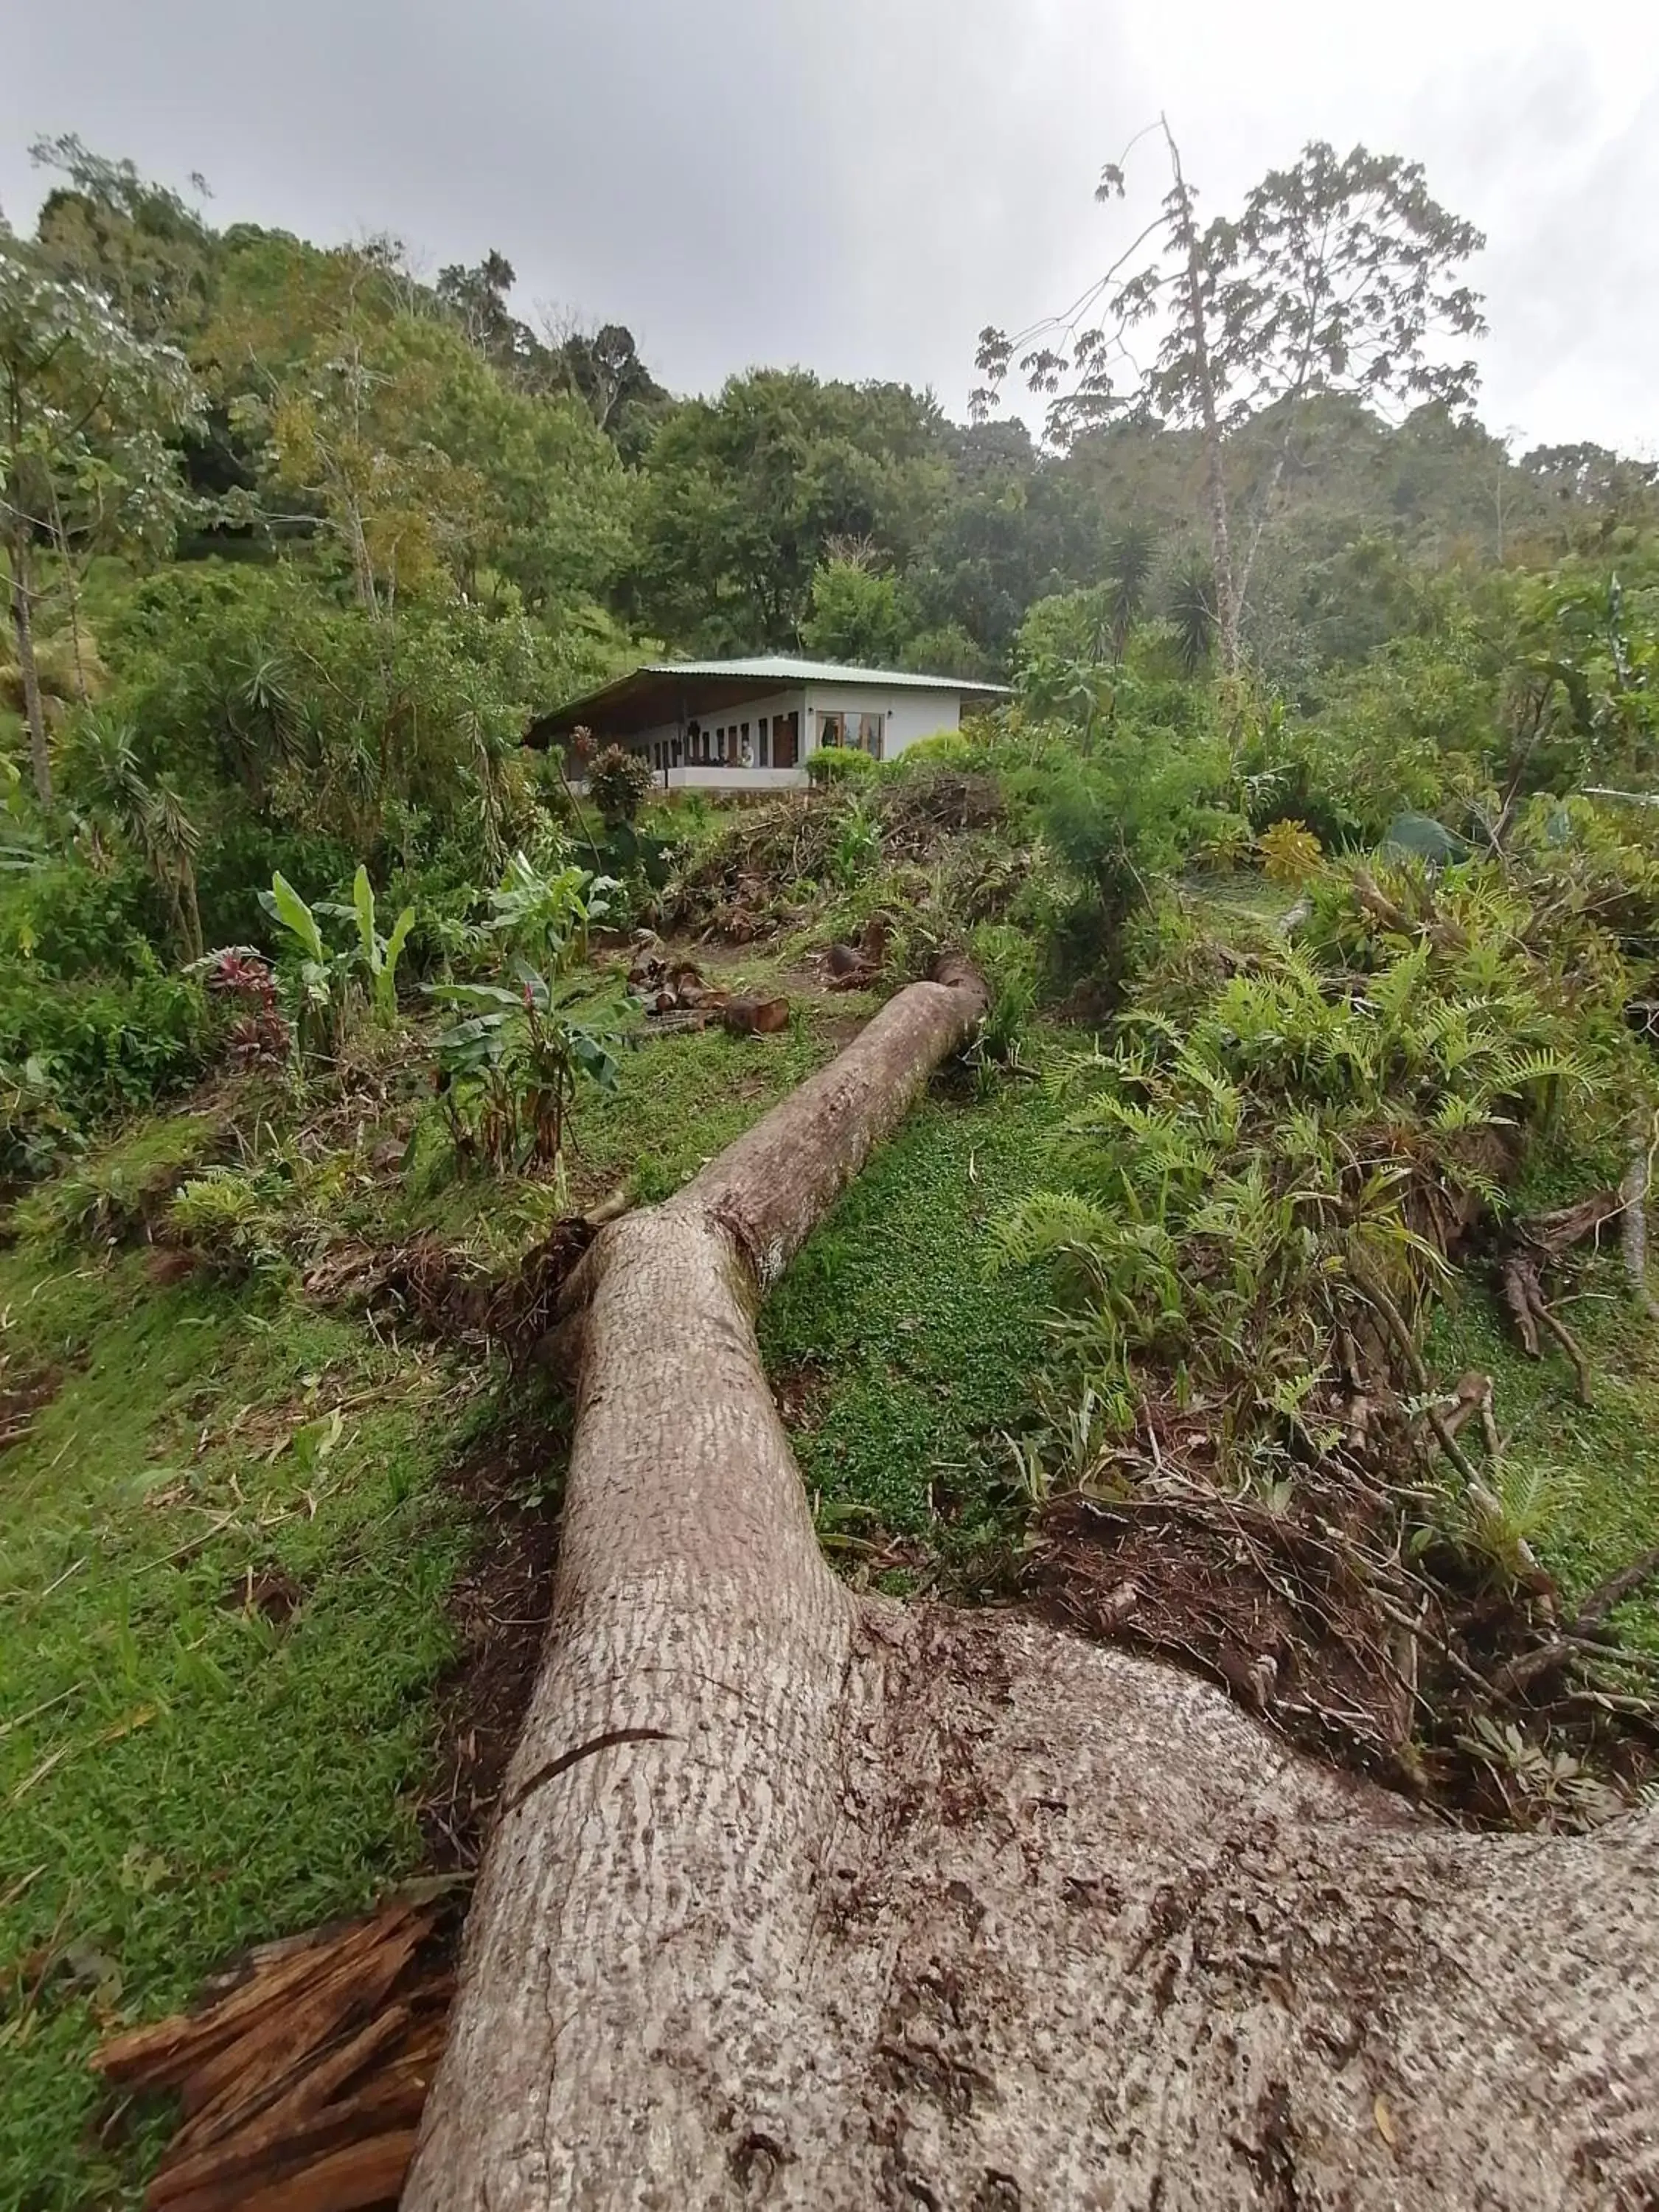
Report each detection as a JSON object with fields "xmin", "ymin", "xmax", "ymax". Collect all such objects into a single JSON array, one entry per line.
[
  {"xmin": 1498, "ymin": 1189, "xmax": 1624, "ymax": 1404},
  {"xmin": 92, "ymin": 1882, "xmax": 465, "ymax": 2212},
  {"xmin": 301, "ymin": 1187, "xmax": 633, "ymax": 1365},
  {"xmin": 1027, "ymin": 1304, "xmax": 1659, "ymax": 1827},
  {"xmin": 626, "ymin": 945, "xmax": 789, "ymax": 1036},
  {"xmin": 821, "ymin": 914, "xmax": 891, "ymax": 993}
]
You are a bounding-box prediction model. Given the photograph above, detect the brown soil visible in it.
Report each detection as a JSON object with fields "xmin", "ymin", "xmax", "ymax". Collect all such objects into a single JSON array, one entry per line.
[
  {"xmin": 419, "ymin": 1402, "xmax": 566, "ymax": 1871},
  {"xmin": 1034, "ymin": 1492, "xmax": 1414, "ymax": 1787},
  {"xmin": 220, "ymin": 1563, "xmax": 306, "ymax": 1626},
  {"xmin": 0, "ymin": 1357, "xmax": 63, "ymax": 1455}
]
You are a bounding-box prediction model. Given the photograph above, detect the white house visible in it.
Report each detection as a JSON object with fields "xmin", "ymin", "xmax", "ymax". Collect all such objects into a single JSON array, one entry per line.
[{"xmin": 526, "ymin": 656, "xmax": 1008, "ymax": 792}]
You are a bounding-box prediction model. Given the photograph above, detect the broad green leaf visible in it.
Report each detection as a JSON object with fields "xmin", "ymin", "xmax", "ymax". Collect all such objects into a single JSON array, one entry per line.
[
  {"xmin": 265, "ymin": 872, "xmax": 325, "ymax": 963},
  {"xmin": 352, "ymin": 865, "xmax": 380, "ymax": 973},
  {"xmin": 378, "ymin": 905, "xmax": 416, "ymax": 1020}
]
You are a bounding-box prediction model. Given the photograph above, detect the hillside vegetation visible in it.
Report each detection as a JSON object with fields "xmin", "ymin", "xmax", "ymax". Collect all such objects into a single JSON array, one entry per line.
[{"xmin": 4, "ymin": 127, "xmax": 1659, "ymax": 2208}]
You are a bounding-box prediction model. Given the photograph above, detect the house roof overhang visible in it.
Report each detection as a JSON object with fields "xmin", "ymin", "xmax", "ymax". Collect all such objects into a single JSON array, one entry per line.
[{"xmin": 524, "ymin": 658, "xmax": 1009, "ymax": 748}]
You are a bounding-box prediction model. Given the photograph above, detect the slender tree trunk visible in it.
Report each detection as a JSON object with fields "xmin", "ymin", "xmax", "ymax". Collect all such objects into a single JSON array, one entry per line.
[
  {"xmin": 7, "ymin": 520, "xmax": 52, "ymax": 807},
  {"xmin": 405, "ymin": 972, "xmax": 1659, "ymax": 2212},
  {"xmin": 1161, "ymin": 119, "xmax": 1240, "ymax": 675},
  {"xmin": 47, "ymin": 481, "xmax": 91, "ymax": 704}
]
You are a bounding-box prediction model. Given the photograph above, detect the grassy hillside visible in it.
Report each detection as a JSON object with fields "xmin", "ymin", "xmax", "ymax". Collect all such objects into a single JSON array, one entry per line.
[{"xmin": 0, "ymin": 945, "xmax": 1052, "ymax": 2209}]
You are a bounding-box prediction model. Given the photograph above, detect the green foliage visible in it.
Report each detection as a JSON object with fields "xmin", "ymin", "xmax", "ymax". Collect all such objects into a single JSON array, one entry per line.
[
  {"xmin": 585, "ymin": 742, "xmax": 653, "ymax": 828},
  {"xmin": 481, "ymin": 846, "xmax": 617, "ymax": 973},
  {"xmin": 805, "ymin": 745, "xmax": 877, "ymax": 790},
  {"xmin": 800, "ymin": 557, "xmax": 908, "ymax": 666},
  {"xmin": 12, "ymin": 1110, "xmax": 221, "ymax": 1248},
  {"xmin": 0, "ymin": 967, "xmax": 212, "ymax": 1172},
  {"xmin": 423, "ymin": 849, "xmax": 625, "ymax": 1183},
  {"xmin": 430, "ymin": 967, "xmax": 624, "ymax": 1187},
  {"xmin": 829, "ymin": 799, "xmax": 884, "ymax": 888},
  {"xmin": 1, "ymin": 206, "xmax": 204, "ymax": 800},
  {"xmin": 628, "ymin": 369, "xmax": 948, "ymax": 650},
  {"xmin": 257, "ymin": 865, "xmax": 414, "ymax": 1057},
  {"xmin": 167, "ymin": 1162, "xmax": 289, "ymax": 1276},
  {"xmin": 1011, "ymin": 719, "xmax": 1243, "ymax": 981},
  {"xmin": 995, "ymin": 851, "xmax": 1651, "ymax": 1466}
]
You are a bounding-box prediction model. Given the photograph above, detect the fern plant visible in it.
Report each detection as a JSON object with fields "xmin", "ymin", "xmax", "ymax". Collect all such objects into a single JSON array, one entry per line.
[{"xmin": 995, "ymin": 851, "xmax": 1654, "ymax": 1470}]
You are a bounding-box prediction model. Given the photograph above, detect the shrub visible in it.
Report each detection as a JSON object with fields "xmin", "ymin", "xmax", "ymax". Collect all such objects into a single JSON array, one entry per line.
[
  {"xmin": 886, "ymin": 731, "xmax": 981, "ymax": 776},
  {"xmin": 257, "ymin": 866, "xmax": 416, "ymax": 1059},
  {"xmin": 13, "ymin": 1113, "xmax": 223, "ymax": 1248},
  {"xmin": 995, "ymin": 851, "xmax": 1649, "ymax": 1461},
  {"xmin": 805, "ymin": 746, "xmax": 877, "ymax": 790},
  {"xmin": 585, "ymin": 745, "xmax": 653, "ymax": 827},
  {"xmin": 0, "ymin": 858, "xmax": 165, "ymax": 978},
  {"xmin": 0, "ymin": 970, "xmax": 213, "ymax": 1170},
  {"xmin": 1259, "ymin": 819, "xmax": 1324, "ymax": 885},
  {"xmin": 167, "ymin": 1164, "xmax": 289, "ymax": 1276}
]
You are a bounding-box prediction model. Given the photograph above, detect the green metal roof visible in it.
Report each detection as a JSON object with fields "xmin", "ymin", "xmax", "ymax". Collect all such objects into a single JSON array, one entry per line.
[
  {"xmin": 527, "ymin": 655, "xmax": 1007, "ymax": 744},
  {"xmin": 632, "ymin": 655, "xmax": 1007, "ymax": 693}
]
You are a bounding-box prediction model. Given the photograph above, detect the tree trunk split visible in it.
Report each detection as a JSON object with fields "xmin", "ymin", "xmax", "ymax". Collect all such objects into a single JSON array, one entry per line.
[{"xmin": 405, "ymin": 970, "xmax": 1659, "ymax": 2212}]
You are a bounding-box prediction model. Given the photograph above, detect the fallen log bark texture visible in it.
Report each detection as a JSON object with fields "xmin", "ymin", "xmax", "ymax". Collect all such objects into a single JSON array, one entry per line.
[{"xmin": 405, "ymin": 964, "xmax": 1659, "ymax": 2212}]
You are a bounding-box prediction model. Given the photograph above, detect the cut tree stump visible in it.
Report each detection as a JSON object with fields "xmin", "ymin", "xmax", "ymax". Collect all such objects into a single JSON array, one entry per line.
[{"xmin": 404, "ymin": 964, "xmax": 1659, "ymax": 2211}]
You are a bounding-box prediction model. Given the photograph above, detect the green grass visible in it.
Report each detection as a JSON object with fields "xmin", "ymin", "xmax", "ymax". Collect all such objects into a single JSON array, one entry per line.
[
  {"xmin": 1430, "ymin": 1257, "xmax": 1659, "ymax": 1652},
  {"xmin": 0, "ymin": 957, "xmax": 908, "ymax": 2205},
  {"xmin": 10, "ymin": 1107, "xmax": 228, "ymax": 1252},
  {"xmin": 762, "ymin": 1065, "xmax": 1055, "ymax": 1576},
  {"xmin": 368, "ymin": 962, "xmax": 876, "ymax": 1258},
  {"xmin": 0, "ymin": 1249, "xmax": 477, "ymax": 2211},
  {"xmin": 0, "ymin": 953, "xmax": 1072, "ymax": 2203}
]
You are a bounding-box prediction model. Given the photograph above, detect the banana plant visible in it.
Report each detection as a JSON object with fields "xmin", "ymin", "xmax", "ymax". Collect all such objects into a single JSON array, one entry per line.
[{"xmin": 259, "ymin": 866, "xmax": 416, "ymax": 1059}]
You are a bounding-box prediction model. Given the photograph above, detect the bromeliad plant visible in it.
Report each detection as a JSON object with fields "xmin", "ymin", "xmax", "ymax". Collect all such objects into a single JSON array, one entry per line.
[{"xmin": 258, "ymin": 866, "xmax": 416, "ymax": 1060}]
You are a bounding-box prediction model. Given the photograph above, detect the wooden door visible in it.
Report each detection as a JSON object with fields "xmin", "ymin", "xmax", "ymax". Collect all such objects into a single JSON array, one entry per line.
[{"xmin": 773, "ymin": 711, "xmax": 799, "ymax": 769}]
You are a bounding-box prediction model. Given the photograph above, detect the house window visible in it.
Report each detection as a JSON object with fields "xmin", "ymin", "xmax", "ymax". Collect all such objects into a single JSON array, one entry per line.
[
  {"xmin": 858, "ymin": 712, "xmax": 885, "ymax": 759},
  {"xmin": 815, "ymin": 709, "xmax": 848, "ymax": 748},
  {"xmin": 757, "ymin": 717, "xmax": 769, "ymax": 767}
]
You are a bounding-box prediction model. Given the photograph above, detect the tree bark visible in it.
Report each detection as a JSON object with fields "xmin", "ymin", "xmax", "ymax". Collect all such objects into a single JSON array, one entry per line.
[
  {"xmin": 1161, "ymin": 119, "xmax": 1240, "ymax": 676},
  {"xmin": 6, "ymin": 518, "xmax": 51, "ymax": 807},
  {"xmin": 405, "ymin": 970, "xmax": 1659, "ymax": 2212}
]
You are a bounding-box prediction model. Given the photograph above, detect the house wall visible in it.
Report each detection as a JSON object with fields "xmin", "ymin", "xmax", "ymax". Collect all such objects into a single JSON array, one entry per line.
[
  {"xmin": 598, "ymin": 681, "xmax": 970, "ymax": 789},
  {"xmin": 800, "ymin": 682, "xmax": 963, "ymax": 759},
  {"xmin": 619, "ymin": 689, "xmax": 804, "ymax": 773}
]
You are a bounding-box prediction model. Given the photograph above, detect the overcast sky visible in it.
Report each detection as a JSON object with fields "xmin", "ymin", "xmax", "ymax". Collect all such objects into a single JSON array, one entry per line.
[{"xmin": 4, "ymin": 0, "xmax": 1657, "ymax": 455}]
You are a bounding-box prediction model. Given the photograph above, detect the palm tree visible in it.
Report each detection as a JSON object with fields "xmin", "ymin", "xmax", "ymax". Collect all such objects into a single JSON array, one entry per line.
[{"xmin": 1164, "ymin": 549, "xmax": 1218, "ymax": 678}]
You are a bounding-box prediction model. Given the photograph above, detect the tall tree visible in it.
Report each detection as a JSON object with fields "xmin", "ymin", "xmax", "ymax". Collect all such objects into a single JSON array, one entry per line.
[
  {"xmin": 976, "ymin": 122, "xmax": 1486, "ymax": 669},
  {"xmin": 28, "ymin": 133, "xmax": 217, "ymax": 341},
  {"xmin": 0, "ymin": 220, "xmax": 198, "ymax": 804},
  {"xmin": 629, "ymin": 370, "xmax": 947, "ymax": 650}
]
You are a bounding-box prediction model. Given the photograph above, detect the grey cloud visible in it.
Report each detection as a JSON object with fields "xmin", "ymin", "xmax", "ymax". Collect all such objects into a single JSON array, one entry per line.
[{"xmin": 1, "ymin": 0, "xmax": 1655, "ymax": 449}]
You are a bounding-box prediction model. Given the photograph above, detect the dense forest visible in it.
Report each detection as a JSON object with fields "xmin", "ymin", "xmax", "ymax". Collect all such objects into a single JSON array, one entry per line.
[
  {"xmin": 4, "ymin": 130, "xmax": 1658, "ymax": 1159},
  {"xmin": 6, "ymin": 125, "xmax": 1659, "ymax": 2211}
]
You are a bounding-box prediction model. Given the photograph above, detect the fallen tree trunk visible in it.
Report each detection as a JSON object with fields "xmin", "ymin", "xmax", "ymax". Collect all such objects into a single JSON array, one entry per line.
[{"xmin": 405, "ymin": 968, "xmax": 1659, "ymax": 2212}]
